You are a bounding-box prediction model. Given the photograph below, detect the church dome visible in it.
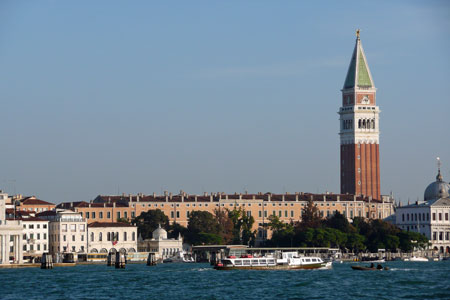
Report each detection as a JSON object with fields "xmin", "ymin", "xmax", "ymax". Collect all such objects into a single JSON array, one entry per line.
[
  {"xmin": 152, "ymin": 224, "xmax": 167, "ymax": 240},
  {"xmin": 424, "ymin": 170, "xmax": 450, "ymax": 201}
]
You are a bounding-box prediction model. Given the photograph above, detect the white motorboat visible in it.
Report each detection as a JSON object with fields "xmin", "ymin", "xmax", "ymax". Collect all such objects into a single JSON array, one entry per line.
[
  {"xmin": 404, "ymin": 256, "xmax": 428, "ymax": 262},
  {"xmin": 163, "ymin": 251, "xmax": 195, "ymax": 263},
  {"xmin": 214, "ymin": 252, "xmax": 332, "ymax": 270}
]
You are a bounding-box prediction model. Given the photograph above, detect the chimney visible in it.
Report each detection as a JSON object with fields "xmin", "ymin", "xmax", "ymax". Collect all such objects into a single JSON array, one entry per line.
[
  {"xmin": 204, "ymin": 192, "xmax": 208, "ymax": 197},
  {"xmin": 164, "ymin": 191, "xmax": 168, "ymax": 196},
  {"xmin": 153, "ymin": 192, "xmax": 156, "ymax": 198}
]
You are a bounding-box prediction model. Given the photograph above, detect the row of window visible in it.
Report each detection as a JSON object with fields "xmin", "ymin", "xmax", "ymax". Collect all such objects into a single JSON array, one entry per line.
[
  {"xmin": 401, "ymin": 212, "xmax": 449, "ymax": 223},
  {"xmin": 432, "ymin": 232, "xmax": 450, "ymax": 241},
  {"xmin": 19, "ymin": 207, "xmax": 50, "ymax": 212},
  {"xmin": 23, "ymin": 243, "xmax": 47, "ymax": 251},
  {"xmin": 89, "ymin": 231, "xmax": 136, "ymax": 242},
  {"xmin": 82, "ymin": 211, "xmax": 136, "ymax": 220},
  {"xmin": 61, "ymin": 224, "xmax": 85, "ymax": 232},
  {"xmin": 23, "ymin": 233, "xmax": 47, "ymax": 240},
  {"xmin": 49, "ymin": 234, "xmax": 85, "ymax": 242},
  {"xmin": 23, "ymin": 223, "xmax": 47, "ymax": 229}
]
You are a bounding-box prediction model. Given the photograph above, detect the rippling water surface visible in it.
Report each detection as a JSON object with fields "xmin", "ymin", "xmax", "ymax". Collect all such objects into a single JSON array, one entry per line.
[{"xmin": 1, "ymin": 261, "xmax": 450, "ymax": 300}]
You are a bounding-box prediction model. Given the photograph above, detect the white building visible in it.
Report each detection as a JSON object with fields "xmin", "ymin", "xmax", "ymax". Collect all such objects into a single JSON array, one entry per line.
[
  {"xmin": 20, "ymin": 217, "xmax": 49, "ymax": 259},
  {"xmin": 87, "ymin": 222, "xmax": 137, "ymax": 254},
  {"xmin": 37, "ymin": 209, "xmax": 87, "ymax": 257},
  {"xmin": 396, "ymin": 167, "xmax": 450, "ymax": 253},
  {"xmin": 0, "ymin": 191, "xmax": 24, "ymax": 264},
  {"xmin": 138, "ymin": 225, "xmax": 183, "ymax": 259}
]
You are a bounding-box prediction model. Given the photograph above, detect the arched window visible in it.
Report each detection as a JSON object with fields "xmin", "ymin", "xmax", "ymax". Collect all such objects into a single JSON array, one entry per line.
[
  {"xmin": 358, "ymin": 119, "xmax": 361, "ymax": 128},
  {"xmin": 99, "ymin": 232, "xmax": 102, "ymax": 242},
  {"xmin": 90, "ymin": 232, "xmax": 94, "ymax": 242},
  {"xmin": 132, "ymin": 232, "xmax": 136, "ymax": 241},
  {"xmin": 107, "ymin": 232, "xmax": 111, "ymax": 241}
]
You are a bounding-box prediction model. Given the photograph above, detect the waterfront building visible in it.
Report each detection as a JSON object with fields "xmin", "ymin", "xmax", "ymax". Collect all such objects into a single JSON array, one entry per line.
[
  {"xmin": 339, "ymin": 30, "xmax": 381, "ymax": 200},
  {"xmin": 87, "ymin": 222, "xmax": 137, "ymax": 254},
  {"xmin": 13, "ymin": 195, "xmax": 56, "ymax": 213},
  {"xmin": 6, "ymin": 210, "xmax": 49, "ymax": 260},
  {"xmin": 0, "ymin": 191, "xmax": 24, "ymax": 264},
  {"xmin": 59, "ymin": 192, "xmax": 394, "ymax": 245},
  {"xmin": 396, "ymin": 166, "xmax": 450, "ymax": 253},
  {"xmin": 37, "ymin": 209, "xmax": 87, "ymax": 258},
  {"xmin": 138, "ymin": 225, "xmax": 183, "ymax": 259}
]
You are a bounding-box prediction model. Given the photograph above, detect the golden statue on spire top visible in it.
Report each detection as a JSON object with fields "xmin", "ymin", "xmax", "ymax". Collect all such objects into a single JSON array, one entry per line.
[{"xmin": 356, "ymin": 29, "xmax": 360, "ymax": 39}]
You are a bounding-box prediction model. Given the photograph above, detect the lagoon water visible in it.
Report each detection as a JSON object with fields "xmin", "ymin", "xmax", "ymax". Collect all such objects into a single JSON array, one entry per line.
[{"xmin": 1, "ymin": 261, "xmax": 450, "ymax": 300}]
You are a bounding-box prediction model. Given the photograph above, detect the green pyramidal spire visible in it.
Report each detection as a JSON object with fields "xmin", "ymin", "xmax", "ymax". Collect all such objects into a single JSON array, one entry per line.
[{"xmin": 343, "ymin": 31, "xmax": 375, "ymax": 89}]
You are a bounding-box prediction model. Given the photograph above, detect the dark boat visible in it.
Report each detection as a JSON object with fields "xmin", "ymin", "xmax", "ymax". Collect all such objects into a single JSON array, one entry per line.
[{"xmin": 351, "ymin": 265, "xmax": 389, "ymax": 271}]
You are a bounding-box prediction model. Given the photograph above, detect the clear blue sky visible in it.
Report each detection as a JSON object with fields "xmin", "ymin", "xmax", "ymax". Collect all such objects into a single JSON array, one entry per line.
[{"xmin": 1, "ymin": 1, "xmax": 449, "ymax": 204}]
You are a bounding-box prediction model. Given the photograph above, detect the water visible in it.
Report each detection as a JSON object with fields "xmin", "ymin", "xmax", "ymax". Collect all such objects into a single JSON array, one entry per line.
[{"xmin": 1, "ymin": 261, "xmax": 450, "ymax": 300}]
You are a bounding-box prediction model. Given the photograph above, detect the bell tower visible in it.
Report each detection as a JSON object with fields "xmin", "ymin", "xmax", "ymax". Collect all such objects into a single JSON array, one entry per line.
[{"xmin": 339, "ymin": 30, "xmax": 380, "ymax": 200}]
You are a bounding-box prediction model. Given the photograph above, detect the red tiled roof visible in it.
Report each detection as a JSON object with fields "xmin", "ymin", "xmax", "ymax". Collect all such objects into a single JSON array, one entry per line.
[
  {"xmin": 88, "ymin": 222, "xmax": 135, "ymax": 228},
  {"xmin": 36, "ymin": 211, "xmax": 57, "ymax": 217},
  {"xmin": 21, "ymin": 198, "xmax": 55, "ymax": 206},
  {"xmin": 7, "ymin": 217, "xmax": 48, "ymax": 222}
]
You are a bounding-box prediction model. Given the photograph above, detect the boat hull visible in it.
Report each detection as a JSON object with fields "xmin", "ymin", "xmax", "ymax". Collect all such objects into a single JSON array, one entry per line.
[{"xmin": 351, "ymin": 265, "xmax": 389, "ymax": 271}]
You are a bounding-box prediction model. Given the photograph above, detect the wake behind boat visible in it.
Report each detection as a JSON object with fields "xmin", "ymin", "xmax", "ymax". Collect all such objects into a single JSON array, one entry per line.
[{"xmin": 214, "ymin": 252, "xmax": 332, "ymax": 270}]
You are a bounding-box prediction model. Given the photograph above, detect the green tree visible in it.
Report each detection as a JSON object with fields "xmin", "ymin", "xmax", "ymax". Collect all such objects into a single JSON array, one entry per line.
[
  {"xmin": 267, "ymin": 215, "xmax": 295, "ymax": 247},
  {"xmin": 398, "ymin": 231, "xmax": 430, "ymax": 252},
  {"xmin": 346, "ymin": 232, "xmax": 366, "ymax": 252},
  {"xmin": 117, "ymin": 217, "xmax": 130, "ymax": 224},
  {"xmin": 187, "ymin": 211, "xmax": 222, "ymax": 245},
  {"xmin": 168, "ymin": 222, "xmax": 188, "ymax": 239},
  {"xmin": 132, "ymin": 209, "xmax": 169, "ymax": 239},
  {"xmin": 299, "ymin": 198, "xmax": 321, "ymax": 229},
  {"xmin": 325, "ymin": 212, "xmax": 354, "ymax": 233},
  {"xmin": 214, "ymin": 208, "xmax": 234, "ymax": 244},
  {"xmin": 228, "ymin": 207, "xmax": 256, "ymax": 246}
]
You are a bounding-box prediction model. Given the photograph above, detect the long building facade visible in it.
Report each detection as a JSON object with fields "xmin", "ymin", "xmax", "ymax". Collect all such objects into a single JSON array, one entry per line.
[
  {"xmin": 339, "ymin": 30, "xmax": 381, "ymax": 200},
  {"xmin": 59, "ymin": 192, "xmax": 394, "ymax": 244}
]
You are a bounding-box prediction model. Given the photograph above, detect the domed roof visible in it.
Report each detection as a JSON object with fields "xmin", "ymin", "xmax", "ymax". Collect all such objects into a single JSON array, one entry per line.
[
  {"xmin": 152, "ymin": 224, "xmax": 167, "ymax": 240},
  {"xmin": 424, "ymin": 170, "xmax": 450, "ymax": 202}
]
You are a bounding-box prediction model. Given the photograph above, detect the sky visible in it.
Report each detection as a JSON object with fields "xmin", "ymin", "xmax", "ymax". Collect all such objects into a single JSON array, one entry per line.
[{"xmin": 1, "ymin": 1, "xmax": 449, "ymax": 204}]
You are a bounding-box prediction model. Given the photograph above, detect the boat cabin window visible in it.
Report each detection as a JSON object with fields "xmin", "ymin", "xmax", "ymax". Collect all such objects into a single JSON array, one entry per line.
[
  {"xmin": 223, "ymin": 260, "xmax": 233, "ymax": 265},
  {"xmin": 260, "ymin": 259, "xmax": 267, "ymax": 264},
  {"xmin": 305, "ymin": 258, "xmax": 311, "ymax": 262},
  {"xmin": 243, "ymin": 260, "xmax": 251, "ymax": 265},
  {"xmin": 268, "ymin": 259, "xmax": 275, "ymax": 264},
  {"xmin": 251, "ymin": 260, "xmax": 259, "ymax": 265},
  {"xmin": 235, "ymin": 260, "xmax": 242, "ymax": 265},
  {"xmin": 312, "ymin": 258, "xmax": 317, "ymax": 262}
]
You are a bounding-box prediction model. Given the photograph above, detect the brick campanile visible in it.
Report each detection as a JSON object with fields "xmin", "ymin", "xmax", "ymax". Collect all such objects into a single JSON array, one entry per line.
[{"xmin": 339, "ymin": 30, "xmax": 380, "ymax": 200}]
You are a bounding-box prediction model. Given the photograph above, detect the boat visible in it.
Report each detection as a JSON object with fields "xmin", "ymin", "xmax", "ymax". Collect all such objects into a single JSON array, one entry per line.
[
  {"xmin": 360, "ymin": 257, "xmax": 386, "ymax": 263},
  {"xmin": 404, "ymin": 256, "xmax": 428, "ymax": 262},
  {"xmin": 214, "ymin": 252, "xmax": 332, "ymax": 270},
  {"xmin": 163, "ymin": 251, "xmax": 195, "ymax": 263},
  {"xmin": 351, "ymin": 265, "xmax": 389, "ymax": 271}
]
